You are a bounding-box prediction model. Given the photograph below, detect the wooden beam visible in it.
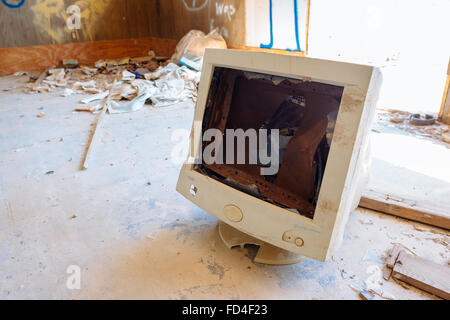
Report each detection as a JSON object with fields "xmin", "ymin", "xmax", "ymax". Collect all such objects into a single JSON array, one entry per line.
[
  {"xmin": 392, "ymin": 251, "xmax": 450, "ymax": 300},
  {"xmin": 31, "ymin": 68, "xmax": 51, "ymax": 91},
  {"xmin": 439, "ymin": 59, "xmax": 450, "ymax": 124},
  {"xmin": 0, "ymin": 39, "xmax": 309, "ymax": 78},
  {"xmin": 0, "ymin": 37, "xmax": 178, "ymax": 76},
  {"xmin": 228, "ymin": 46, "xmax": 306, "ymax": 56},
  {"xmin": 359, "ymin": 189, "xmax": 450, "ymax": 230},
  {"xmin": 305, "ymin": 0, "xmax": 311, "ymax": 55},
  {"xmin": 82, "ymin": 79, "xmax": 118, "ymax": 170}
]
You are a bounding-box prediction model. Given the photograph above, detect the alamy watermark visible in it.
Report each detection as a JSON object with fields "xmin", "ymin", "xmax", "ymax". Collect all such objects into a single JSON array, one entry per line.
[
  {"xmin": 66, "ymin": 265, "xmax": 81, "ymax": 290},
  {"xmin": 66, "ymin": 5, "xmax": 81, "ymax": 31},
  {"xmin": 171, "ymin": 121, "xmax": 281, "ymax": 175}
]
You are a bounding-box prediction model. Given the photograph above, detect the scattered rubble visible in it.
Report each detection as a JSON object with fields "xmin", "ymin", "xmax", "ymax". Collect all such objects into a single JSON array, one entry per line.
[
  {"xmin": 24, "ymin": 50, "xmax": 201, "ymax": 113},
  {"xmin": 20, "ymin": 30, "xmax": 227, "ymax": 115},
  {"xmin": 61, "ymin": 88, "xmax": 74, "ymax": 97},
  {"xmin": 171, "ymin": 29, "xmax": 227, "ymax": 70},
  {"xmin": 377, "ymin": 109, "xmax": 450, "ymax": 146}
]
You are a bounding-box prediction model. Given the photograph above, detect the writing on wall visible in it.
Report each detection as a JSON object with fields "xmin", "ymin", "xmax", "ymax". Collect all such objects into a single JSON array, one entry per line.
[
  {"xmin": 1, "ymin": 0, "xmax": 25, "ymax": 8},
  {"xmin": 182, "ymin": 0, "xmax": 209, "ymax": 12}
]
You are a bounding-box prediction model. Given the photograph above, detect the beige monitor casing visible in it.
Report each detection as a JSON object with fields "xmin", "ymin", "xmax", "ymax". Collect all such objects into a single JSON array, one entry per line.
[{"xmin": 177, "ymin": 49, "xmax": 382, "ymax": 262}]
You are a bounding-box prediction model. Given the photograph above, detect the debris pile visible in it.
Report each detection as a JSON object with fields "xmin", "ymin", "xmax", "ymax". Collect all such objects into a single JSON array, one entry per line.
[
  {"xmin": 377, "ymin": 109, "xmax": 450, "ymax": 146},
  {"xmin": 172, "ymin": 29, "xmax": 227, "ymax": 71},
  {"xmin": 15, "ymin": 30, "xmax": 226, "ymax": 169},
  {"xmin": 24, "ymin": 50, "xmax": 201, "ymax": 113},
  {"xmin": 18, "ymin": 30, "xmax": 228, "ymax": 114}
]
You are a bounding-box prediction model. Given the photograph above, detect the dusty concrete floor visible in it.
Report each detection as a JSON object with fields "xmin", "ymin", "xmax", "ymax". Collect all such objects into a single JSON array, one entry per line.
[{"xmin": 0, "ymin": 75, "xmax": 448, "ymax": 300}]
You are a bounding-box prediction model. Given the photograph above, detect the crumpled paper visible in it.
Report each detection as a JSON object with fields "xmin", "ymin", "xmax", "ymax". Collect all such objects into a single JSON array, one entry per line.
[
  {"xmin": 151, "ymin": 63, "xmax": 200, "ymax": 108},
  {"xmin": 105, "ymin": 63, "xmax": 200, "ymax": 113},
  {"xmin": 109, "ymin": 80, "xmax": 157, "ymax": 114}
]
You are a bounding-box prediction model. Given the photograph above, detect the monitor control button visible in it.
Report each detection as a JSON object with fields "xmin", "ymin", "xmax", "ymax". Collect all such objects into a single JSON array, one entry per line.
[
  {"xmin": 224, "ymin": 205, "xmax": 243, "ymax": 222},
  {"xmin": 282, "ymin": 230, "xmax": 305, "ymax": 247}
]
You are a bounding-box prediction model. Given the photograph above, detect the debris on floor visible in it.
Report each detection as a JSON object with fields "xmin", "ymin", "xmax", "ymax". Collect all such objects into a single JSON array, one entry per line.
[
  {"xmin": 364, "ymin": 265, "xmax": 396, "ymax": 300},
  {"xmin": 23, "ymin": 50, "xmax": 201, "ymax": 112},
  {"xmin": 61, "ymin": 88, "xmax": 74, "ymax": 97},
  {"xmin": 442, "ymin": 133, "xmax": 450, "ymax": 144},
  {"xmin": 409, "ymin": 113, "xmax": 436, "ymax": 126},
  {"xmin": 1, "ymin": 70, "xmax": 447, "ymax": 300},
  {"xmin": 376, "ymin": 108, "xmax": 450, "ymax": 146},
  {"xmin": 348, "ymin": 264, "xmax": 396, "ymax": 300},
  {"xmin": 383, "ymin": 244, "xmax": 450, "ymax": 299},
  {"xmin": 15, "ymin": 35, "xmax": 225, "ymax": 171},
  {"xmin": 349, "ymin": 283, "xmax": 375, "ymax": 300},
  {"xmin": 16, "ymin": 30, "xmax": 228, "ymax": 116},
  {"xmin": 171, "ymin": 29, "xmax": 227, "ymax": 71},
  {"xmin": 82, "ymin": 79, "xmax": 119, "ymax": 170}
]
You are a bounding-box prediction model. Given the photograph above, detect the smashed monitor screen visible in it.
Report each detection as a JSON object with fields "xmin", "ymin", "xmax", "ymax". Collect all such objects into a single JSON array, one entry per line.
[{"xmin": 195, "ymin": 67, "xmax": 344, "ymax": 219}]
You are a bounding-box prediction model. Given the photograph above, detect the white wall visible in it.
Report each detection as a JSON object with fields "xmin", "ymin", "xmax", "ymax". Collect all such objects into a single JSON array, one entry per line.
[
  {"xmin": 308, "ymin": 0, "xmax": 450, "ymax": 113},
  {"xmin": 245, "ymin": 0, "xmax": 450, "ymax": 113}
]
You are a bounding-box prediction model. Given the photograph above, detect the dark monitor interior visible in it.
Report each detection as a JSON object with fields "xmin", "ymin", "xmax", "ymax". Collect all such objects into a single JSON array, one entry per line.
[{"xmin": 196, "ymin": 67, "xmax": 344, "ymax": 219}]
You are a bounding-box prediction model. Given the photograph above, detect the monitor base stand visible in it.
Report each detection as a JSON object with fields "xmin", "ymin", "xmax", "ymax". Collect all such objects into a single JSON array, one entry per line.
[{"xmin": 218, "ymin": 221, "xmax": 306, "ymax": 265}]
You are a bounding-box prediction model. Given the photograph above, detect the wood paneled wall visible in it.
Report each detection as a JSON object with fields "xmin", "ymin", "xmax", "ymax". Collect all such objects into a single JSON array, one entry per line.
[{"xmin": 0, "ymin": 0, "xmax": 245, "ymax": 48}]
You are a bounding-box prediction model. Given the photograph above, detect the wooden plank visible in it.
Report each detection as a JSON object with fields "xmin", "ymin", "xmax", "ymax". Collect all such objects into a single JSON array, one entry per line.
[
  {"xmin": 439, "ymin": 59, "xmax": 450, "ymax": 124},
  {"xmin": 0, "ymin": 37, "xmax": 311, "ymax": 77},
  {"xmin": 31, "ymin": 67, "xmax": 51, "ymax": 91},
  {"xmin": 392, "ymin": 251, "xmax": 450, "ymax": 300},
  {"xmin": 228, "ymin": 46, "xmax": 306, "ymax": 56},
  {"xmin": 0, "ymin": 37, "xmax": 178, "ymax": 76},
  {"xmin": 360, "ymin": 189, "xmax": 450, "ymax": 230},
  {"xmin": 82, "ymin": 79, "xmax": 118, "ymax": 170},
  {"xmin": 439, "ymin": 75, "xmax": 450, "ymax": 124},
  {"xmin": 305, "ymin": 0, "xmax": 311, "ymax": 55}
]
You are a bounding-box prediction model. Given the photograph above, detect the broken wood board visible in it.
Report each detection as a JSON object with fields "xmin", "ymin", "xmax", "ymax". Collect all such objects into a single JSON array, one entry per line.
[
  {"xmin": 0, "ymin": 37, "xmax": 178, "ymax": 76},
  {"xmin": 31, "ymin": 68, "xmax": 51, "ymax": 91},
  {"xmin": 392, "ymin": 251, "xmax": 450, "ymax": 300},
  {"xmin": 383, "ymin": 244, "xmax": 404, "ymax": 280},
  {"xmin": 82, "ymin": 79, "xmax": 118, "ymax": 170},
  {"xmin": 360, "ymin": 189, "xmax": 450, "ymax": 230}
]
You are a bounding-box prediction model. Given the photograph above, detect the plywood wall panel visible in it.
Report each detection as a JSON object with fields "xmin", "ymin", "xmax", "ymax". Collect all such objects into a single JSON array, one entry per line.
[
  {"xmin": 0, "ymin": 37, "xmax": 178, "ymax": 75},
  {"xmin": 0, "ymin": 0, "xmax": 246, "ymax": 48}
]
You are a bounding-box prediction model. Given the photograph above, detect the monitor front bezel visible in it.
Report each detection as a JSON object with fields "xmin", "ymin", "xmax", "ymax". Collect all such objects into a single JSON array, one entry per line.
[{"xmin": 176, "ymin": 49, "xmax": 381, "ymax": 261}]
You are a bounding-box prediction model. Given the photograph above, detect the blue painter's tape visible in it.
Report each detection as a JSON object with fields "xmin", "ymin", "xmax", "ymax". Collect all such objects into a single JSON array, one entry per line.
[
  {"xmin": 293, "ymin": 0, "xmax": 302, "ymax": 51},
  {"xmin": 260, "ymin": 0, "xmax": 274, "ymax": 49}
]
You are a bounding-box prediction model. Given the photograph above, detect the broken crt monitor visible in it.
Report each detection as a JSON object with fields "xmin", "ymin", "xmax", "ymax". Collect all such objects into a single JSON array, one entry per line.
[{"xmin": 177, "ymin": 49, "xmax": 381, "ymax": 261}]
